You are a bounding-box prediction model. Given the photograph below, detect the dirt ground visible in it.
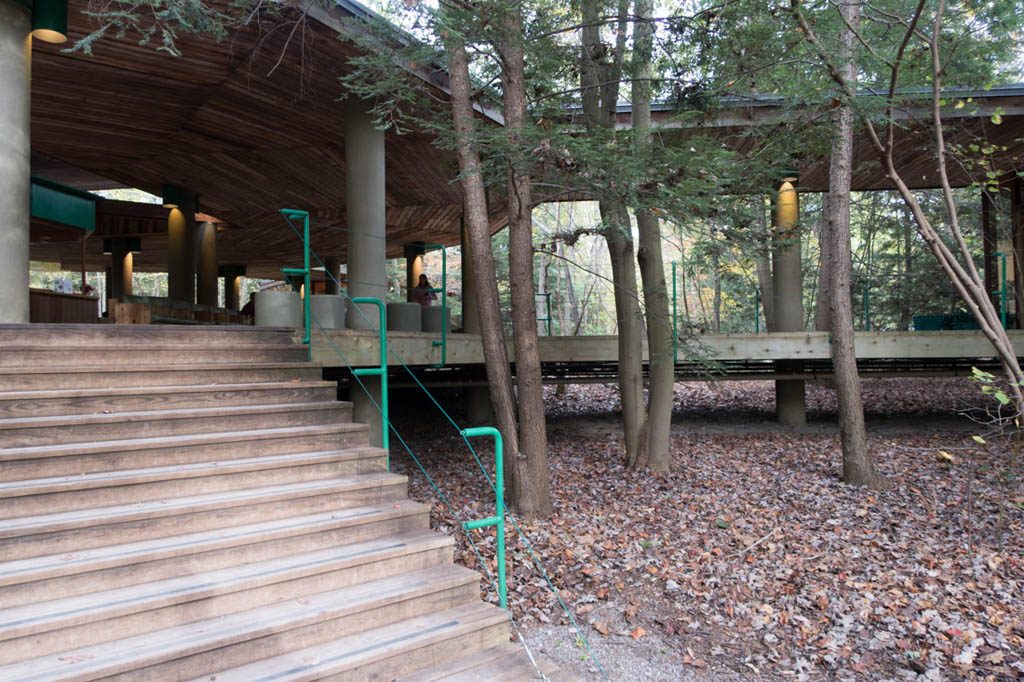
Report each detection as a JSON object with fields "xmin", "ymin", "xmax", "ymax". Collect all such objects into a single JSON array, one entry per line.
[{"xmin": 388, "ymin": 377, "xmax": 1023, "ymax": 681}]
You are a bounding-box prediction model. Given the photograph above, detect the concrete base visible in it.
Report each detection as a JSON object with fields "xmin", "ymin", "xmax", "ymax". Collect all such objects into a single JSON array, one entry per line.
[
  {"xmin": 310, "ymin": 295, "xmax": 346, "ymax": 330},
  {"xmin": 775, "ymin": 379, "xmax": 806, "ymax": 427},
  {"xmin": 387, "ymin": 302, "xmax": 422, "ymax": 332},
  {"xmin": 351, "ymin": 375, "xmax": 384, "ymax": 448},
  {"xmin": 347, "ymin": 302, "xmax": 385, "ymax": 331},
  {"xmin": 421, "ymin": 306, "xmax": 450, "ymax": 334},
  {"xmin": 465, "ymin": 386, "xmax": 492, "ymax": 425},
  {"xmin": 255, "ymin": 291, "xmax": 302, "ymax": 328}
]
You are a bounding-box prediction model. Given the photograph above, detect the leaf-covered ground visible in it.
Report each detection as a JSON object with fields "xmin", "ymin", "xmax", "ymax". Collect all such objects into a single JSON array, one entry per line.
[{"xmin": 389, "ymin": 378, "xmax": 1023, "ymax": 681}]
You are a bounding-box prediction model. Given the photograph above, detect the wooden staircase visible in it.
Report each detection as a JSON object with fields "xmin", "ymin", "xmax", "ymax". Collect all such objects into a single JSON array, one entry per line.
[{"xmin": 0, "ymin": 324, "xmax": 574, "ymax": 682}]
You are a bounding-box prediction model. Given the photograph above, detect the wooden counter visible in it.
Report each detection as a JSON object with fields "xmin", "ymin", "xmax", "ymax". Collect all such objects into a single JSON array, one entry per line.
[{"xmin": 29, "ymin": 288, "xmax": 100, "ymax": 324}]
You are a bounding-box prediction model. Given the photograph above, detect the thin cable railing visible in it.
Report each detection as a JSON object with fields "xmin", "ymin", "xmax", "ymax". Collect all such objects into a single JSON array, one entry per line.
[{"xmin": 279, "ymin": 210, "xmax": 610, "ymax": 681}]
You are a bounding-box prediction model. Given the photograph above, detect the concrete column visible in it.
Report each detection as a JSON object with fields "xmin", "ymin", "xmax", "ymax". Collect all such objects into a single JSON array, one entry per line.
[
  {"xmin": 344, "ymin": 98, "xmax": 387, "ymax": 447},
  {"xmin": 108, "ymin": 239, "xmax": 134, "ymax": 299},
  {"xmin": 404, "ymin": 242, "xmax": 425, "ymax": 301},
  {"xmin": 460, "ymin": 217, "xmax": 492, "ymax": 424},
  {"xmin": 324, "ymin": 256, "xmax": 341, "ymax": 295},
  {"xmin": 220, "ymin": 265, "xmax": 245, "ymax": 310},
  {"xmin": 167, "ymin": 193, "xmax": 197, "ymax": 304},
  {"xmin": 772, "ymin": 180, "xmax": 805, "ymax": 426},
  {"xmin": 0, "ymin": 2, "xmax": 31, "ymax": 323},
  {"xmin": 195, "ymin": 221, "xmax": 218, "ymax": 306}
]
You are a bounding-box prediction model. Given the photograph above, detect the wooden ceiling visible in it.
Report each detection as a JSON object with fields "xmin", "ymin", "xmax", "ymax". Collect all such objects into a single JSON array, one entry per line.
[{"xmin": 30, "ymin": 1, "xmax": 505, "ymax": 277}]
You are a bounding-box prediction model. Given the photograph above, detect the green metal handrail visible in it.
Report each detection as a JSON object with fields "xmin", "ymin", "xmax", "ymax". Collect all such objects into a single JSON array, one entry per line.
[
  {"xmin": 994, "ymin": 251, "xmax": 1008, "ymax": 329},
  {"xmin": 460, "ymin": 426, "xmax": 506, "ymax": 609},
  {"xmin": 280, "ymin": 209, "xmax": 311, "ymax": 359},
  {"xmin": 424, "ymin": 244, "xmax": 447, "ymax": 368},
  {"xmin": 351, "ymin": 297, "xmax": 389, "ymax": 467},
  {"xmin": 536, "ymin": 292, "xmax": 552, "ymax": 336}
]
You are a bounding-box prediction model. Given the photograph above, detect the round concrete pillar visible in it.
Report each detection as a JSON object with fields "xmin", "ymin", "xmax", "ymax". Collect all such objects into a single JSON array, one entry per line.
[
  {"xmin": 386, "ymin": 302, "xmax": 422, "ymax": 332},
  {"xmin": 772, "ymin": 180, "xmax": 806, "ymax": 427},
  {"xmin": 310, "ymin": 294, "xmax": 346, "ymax": 329},
  {"xmin": 0, "ymin": 2, "xmax": 31, "ymax": 323},
  {"xmin": 422, "ymin": 305, "xmax": 450, "ymax": 333},
  {"xmin": 404, "ymin": 242, "xmax": 425, "ymax": 302},
  {"xmin": 167, "ymin": 194, "xmax": 197, "ymax": 304},
  {"xmin": 109, "ymin": 239, "xmax": 134, "ymax": 300},
  {"xmin": 255, "ymin": 290, "xmax": 302, "ymax": 328},
  {"xmin": 196, "ymin": 221, "xmax": 218, "ymax": 306},
  {"xmin": 344, "ymin": 99, "xmax": 387, "ymax": 331},
  {"xmin": 324, "ymin": 256, "xmax": 341, "ymax": 296}
]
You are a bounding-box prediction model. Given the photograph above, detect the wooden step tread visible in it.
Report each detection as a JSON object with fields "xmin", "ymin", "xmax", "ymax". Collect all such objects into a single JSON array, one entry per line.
[
  {"xmin": 0, "ymin": 362, "xmax": 323, "ymax": 376},
  {"xmin": 0, "ymin": 401, "xmax": 349, "ymax": 430},
  {"xmin": 0, "ymin": 446, "xmax": 385, "ymax": 497},
  {"xmin": 2, "ymin": 343, "xmax": 305, "ymax": 352},
  {"xmin": 0, "ymin": 380, "xmax": 336, "ymax": 402},
  {"xmin": 0, "ymin": 471, "xmax": 406, "ymax": 540},
  {"xmin": 0, "ymin": 423, "xmax": 365, "ymax": 462},
  {"xmin": 0, "ymin": 566, "xmax": 481, "ymax": 682},
  {"xmin": 398, "ymin": 642, "xmax": 576, "ymax": 681},
  {"xmin": 0, "ymin": 531, "xmax": 453, "ymax": 642},
  {"xmin": 0, "ymin": 499, "xmax": 428, "ymax": 589},
  {"xmin": 185, "ymin": 601, "xmax": 508, "ymax": 682}
]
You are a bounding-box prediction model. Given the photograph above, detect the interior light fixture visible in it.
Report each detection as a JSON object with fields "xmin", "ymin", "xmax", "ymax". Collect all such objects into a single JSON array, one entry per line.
[
  {"xmin": 32, "ymin": 0, "xmax": 68, "ymax": 44},
  {"xmin": 161, "ymin": 184, "xmax": 181, "ymax": 209}
]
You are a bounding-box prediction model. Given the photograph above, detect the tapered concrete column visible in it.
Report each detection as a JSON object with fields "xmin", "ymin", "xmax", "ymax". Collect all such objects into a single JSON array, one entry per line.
[
  {"xmin": 461, "ymin": 217, "xmax": 491, "ymax": 424},
  {"xmin": 404, "ymin": 242, "xmax": 425, "ymax": 301},
  {"xmin": 324, "ymin": 256, "xmax": 341, "ymax": 295},
  {"xmin": 108, "ymin": 239, "xmax": 134, "ymax": 299},
  {"xmin": 344, "ymin": 99, "xmax": 387, "ymax": 447},
  {"xmin": 196, "ymin": 221, "xmax": 218, "ymax": 306},
  {"xmin": 772, "ymin": 180, "xmax": 805, "ymax": 426},
  {"xmin": 167, "ymin": 193, "xmax": 197, "ymax": 304},
  {"xmin": 220, "ymin": 265, "xmax": 245, "ymax": 310},
  {"xmin": 0, "ymin": 2, "xmax": 31, "ymax": 323}
]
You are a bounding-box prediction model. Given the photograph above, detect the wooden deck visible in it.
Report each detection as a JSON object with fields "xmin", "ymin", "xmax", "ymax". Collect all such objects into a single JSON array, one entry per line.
[{"xmin": 310, "ymin": 329, "xmax": 1024, "ymax": 382}]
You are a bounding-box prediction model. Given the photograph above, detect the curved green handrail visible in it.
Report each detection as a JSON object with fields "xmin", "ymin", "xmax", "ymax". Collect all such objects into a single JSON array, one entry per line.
[
  {"xmin": 351, "ymin": 297, "xmax": 389, "ymax": 465},
  {"xmin": 460, "ymin": 426, "xmax": 505, "ymax": 609}
]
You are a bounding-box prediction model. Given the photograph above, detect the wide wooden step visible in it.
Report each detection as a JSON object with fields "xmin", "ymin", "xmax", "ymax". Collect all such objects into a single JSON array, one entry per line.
[
  {"xmin": 0, "ymin": 471, "xmax": 408, "ymax": 560},
  {"xmin": 0, "ymin": 344, "xmax": 308, "ymax": 367},
  {"xmin": 184, "ymin": 601, "xmax": 509, "ymax": 682},
  {"xmin": 398, "ymin": 643, "xmax": 580, "ymax": 681},
  {"xmin": 0, "ymin": 499, "xmax": 430, "ymax": 607},
  {"xmin": 0, "ymin": 532, "xmax": 457, "ymax": 664},
  {"xmin": 0, "ymin": 363, "xmax": 324, "ymax": 391},
  {"xmin": 0, "ymin": 323, "xmax": 298, "ymax": 347},
  {"xmin": 0, "ymin": 423, "xmax": 370, "ymax": 480},
  {"xmin": 0, "ymin": 401, "xmax": 352, "ymax": 448},
  {"xmin": 0, "ymin": 447, "xmax": 387, "ymax": 518},
  {"xmin": 0, "ymin": 565, "xmax": 485, "ymax": 682},
  {"xmin": 0, "ymin": 380, "xmax": 338, "ymax": 418}
]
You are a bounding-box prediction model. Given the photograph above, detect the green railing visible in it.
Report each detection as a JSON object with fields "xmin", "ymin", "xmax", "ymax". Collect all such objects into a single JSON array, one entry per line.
[
  {"xmin": 994, "ymin": 251, "xmax": 1008, "ymax": 329},
  {"xmin": 536, "ymin": 292, "xmax": 552, "ymax": 336},
  {"xmin": 459, "ymin": 426, "xmax": 506, "ymax": 609},
  {"xmin": 424, "ymin": 244, "xmax": 447, "ymax": 368},
  {"xmin": 350, "ymin": 297, "xmax": 389, "ymax": 465}
]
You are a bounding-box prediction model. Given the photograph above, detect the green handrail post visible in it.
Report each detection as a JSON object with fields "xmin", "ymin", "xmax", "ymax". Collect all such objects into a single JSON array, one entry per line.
[
  {"xmin": 351, "ymin": 297, "xmax": 389, "ymax": 468},
  {"xmin": 425, "ymin": 244, "xmax": 447, "ymax": 368},
  {"xmin": 995, "ymin": 251, "xmax": 1008, "ymax": 329},
  {"xmin": 280, "ymin": 209, "xmax": 311, "ymax": 359},
  {"xmin": 536, "ymin": 292, "xmax": 552, "ymax": 336},
  {"xmin": 460, "ymin": 426, "xmax": 506, "ymax": 610},
  {"xmin": 671, "ymin": 262, "xmax": 678, "ymax": 362},
  {"xmin": 754, "ymin": 286, "xmax": 760, "ymax": 334}
]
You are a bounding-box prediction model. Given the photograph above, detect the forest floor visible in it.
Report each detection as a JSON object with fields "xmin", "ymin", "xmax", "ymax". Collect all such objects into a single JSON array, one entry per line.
[{"xmin": 388, "ymin": 377, "xmax": 1023, "ymax": 682}]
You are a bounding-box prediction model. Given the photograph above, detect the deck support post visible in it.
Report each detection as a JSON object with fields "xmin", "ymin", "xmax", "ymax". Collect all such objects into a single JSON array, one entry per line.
[
  {"xmin": 196, "ymin": 220, "xmax": 218, "ymax": 307},
  {"xmin": 0, "ymin": 1, "xmax": 31, "ymax": 323},
  {"xmin": 167, "ymin": 191, "xmax": 198, "ymax": 304},
  {"xmin": 324, "ymin": 256, "xmax": 341, "ymax": 295},
  {"xmin": 461, "ymin": 217, "xmax": 492, "ymax": 424},
  {"xmin": 772, "ymin": 179, "xmax": 806, "ymax": 426},
  {"xmin": 344, "ymin": 98, "xmax": 387, "ymax": 447},
  {"xmin": 404, "ymin": 242, "xmax": 425, "ymax": 301}
]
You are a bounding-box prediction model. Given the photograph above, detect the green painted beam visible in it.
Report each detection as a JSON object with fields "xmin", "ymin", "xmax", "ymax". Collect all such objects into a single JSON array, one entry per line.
[{"xmin": 30, "ymin": 176, "xmax": 99, "ymax": 231}]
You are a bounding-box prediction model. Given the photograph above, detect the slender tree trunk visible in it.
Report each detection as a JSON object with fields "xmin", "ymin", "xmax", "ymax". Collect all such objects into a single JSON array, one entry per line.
[
  {"xmin": 712, "ymin": 248, "xmax": 722, "ymax": 333},
  {"xmin": 829, "ymin": 0, "xmax": 884, "ymax": 488},
  {"xmin": 815, "ymin": 192, "xmax": 833, "ymax": 332},
  {"xmin": 630, "ymin": 0, "xmax": 673, "ymax": 472},
  {"xmin": 755, "ymin": 199, "xmax": 777, "ymax": 332},
  {"xmin": 443, "ymin": 28, "xmax": 522, "ymax": 501},
  {"xmin": 500, "ymin": 2, "xmax": 552, "ymax": 517}
]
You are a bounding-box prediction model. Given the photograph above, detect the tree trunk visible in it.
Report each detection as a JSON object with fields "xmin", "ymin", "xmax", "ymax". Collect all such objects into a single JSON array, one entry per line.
[
  {"xmin": 443, "ymin": 29, "xmax": 522, "ymax": 501},
  {"xmin": 630, "ymin": 0, "xmax": 673, "ymax": 471},
  {"xmin": 500, "ymin": 3, "xmax": 552, "ymax": 517},
  {"xmin": 755, "ymin": 199, "xmax": 776, "ymax": 332},
  {"xmin": 712, "ymin": 248, "xmax": 722, "ymax": 333},
  {"xmin": 581, "ymin": 0, "xmax": 644, "ymax": 464},
  {"xmin": 829, "ymin": 0, "xmax": 884, "ymax": 488},
  {"xmin": 815, "ymin": 192, "xmax": 833, "ymax": 332}
]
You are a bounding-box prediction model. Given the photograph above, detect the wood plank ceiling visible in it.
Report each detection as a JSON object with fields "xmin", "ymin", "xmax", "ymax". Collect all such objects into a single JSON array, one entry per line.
[{"xmin": 29, "ymin": 1, "xmax": 505, "ymax": 277}]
